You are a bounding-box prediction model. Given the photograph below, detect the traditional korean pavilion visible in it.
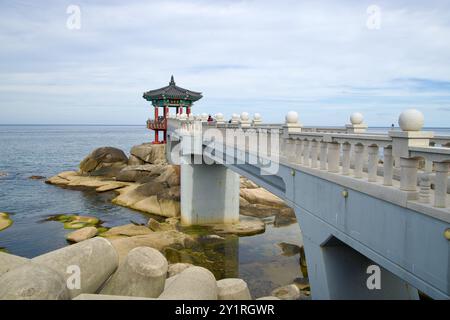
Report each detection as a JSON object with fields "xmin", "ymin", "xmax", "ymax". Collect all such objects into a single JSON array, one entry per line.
[{"xmin": 143, "ymin": 76, "xmax": 203, "ymax": 144}]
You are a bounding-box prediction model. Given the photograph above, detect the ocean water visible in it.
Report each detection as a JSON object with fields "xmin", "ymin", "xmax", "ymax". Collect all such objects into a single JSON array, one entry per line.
[{"xmin": 0, "ymin": 125, "xmax": 303, "ymax": 298}]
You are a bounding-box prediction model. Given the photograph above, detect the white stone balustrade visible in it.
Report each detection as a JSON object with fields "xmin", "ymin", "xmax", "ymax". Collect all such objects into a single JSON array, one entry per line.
[{"xmin": 169, "ymin": 108, "xmax": 450, "ymax": 212}]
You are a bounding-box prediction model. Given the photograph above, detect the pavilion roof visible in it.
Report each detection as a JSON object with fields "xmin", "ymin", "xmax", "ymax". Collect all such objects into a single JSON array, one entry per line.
[{"xmin": 143, "ymin": 76, "xmax": 203, "ymax": 102}]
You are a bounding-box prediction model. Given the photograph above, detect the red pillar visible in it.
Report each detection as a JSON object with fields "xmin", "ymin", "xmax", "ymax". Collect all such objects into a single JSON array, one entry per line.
[
  {"xmin": 154, "ymin": 107, "xmax": 159, "ymax": 143},
  {"xmin": 187, "ymin": 106, "xmax": 191, "ymax": 115}
]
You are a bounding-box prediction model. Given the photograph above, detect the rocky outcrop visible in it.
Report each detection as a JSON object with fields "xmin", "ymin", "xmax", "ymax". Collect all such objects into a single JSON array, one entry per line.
[
  {"xmin": 130, "ymin": 143, "xmax": 166, "ymax": 165},
  {"xmin": 79, "ymin": 147, "xmax": 128, "ymax": 177}
]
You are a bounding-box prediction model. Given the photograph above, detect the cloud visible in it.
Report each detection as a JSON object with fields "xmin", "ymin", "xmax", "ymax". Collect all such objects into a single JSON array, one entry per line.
[{"xmin": 0, "ymin": 0, "xmax": 450, "ymax": 126}]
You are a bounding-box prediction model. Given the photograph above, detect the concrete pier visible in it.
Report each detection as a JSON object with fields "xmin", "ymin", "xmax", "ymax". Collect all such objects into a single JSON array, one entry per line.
[{"xmin": 180, "ymin": 163, "xmax": 240, "ymax": 225}]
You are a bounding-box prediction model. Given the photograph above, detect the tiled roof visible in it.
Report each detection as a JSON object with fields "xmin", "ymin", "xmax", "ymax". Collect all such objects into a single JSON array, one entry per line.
[{"xmin": 143, "ymin": 76, "xmax": 203, "ymax": 102}]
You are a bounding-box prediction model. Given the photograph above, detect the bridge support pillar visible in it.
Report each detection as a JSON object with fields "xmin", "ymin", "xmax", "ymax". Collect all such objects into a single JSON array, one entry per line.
[
  {"xmin": 180, "ymin": 163, "xmax": 240, "ymax": 225},
  {"xmin": 296, "ymin": 208, "xmax": 419, "ymax": 300}
]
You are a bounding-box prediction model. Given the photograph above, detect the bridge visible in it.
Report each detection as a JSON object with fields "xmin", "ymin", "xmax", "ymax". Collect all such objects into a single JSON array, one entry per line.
[{"xmin": 165, "ymin": 110, "xmax": 450, "ymax": 300}]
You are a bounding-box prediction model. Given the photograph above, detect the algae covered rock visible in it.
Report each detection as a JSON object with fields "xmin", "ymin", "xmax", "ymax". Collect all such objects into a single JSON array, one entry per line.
[
  {"xmin": 47, "ymin": 214, "xmax": 100, "ymax": 229},
  {"xmin": 0, "ymin": 213, "xmax": 13, "ymax": 231}
]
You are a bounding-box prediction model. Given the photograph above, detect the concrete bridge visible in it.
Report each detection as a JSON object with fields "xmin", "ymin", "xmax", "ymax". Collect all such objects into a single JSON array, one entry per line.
[{"xmin": 165, "ymin": 110, "xmax": 450, "ymax": 300}]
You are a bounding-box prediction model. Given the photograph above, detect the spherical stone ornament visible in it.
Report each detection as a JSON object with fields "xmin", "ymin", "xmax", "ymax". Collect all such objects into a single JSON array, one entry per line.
[
  {"xmin": 285, "ymin": 111, "xmax": 299, "ymax": 124},
  {"xmin": 350, "ymin": 112, "xmax": 364, "ymax": 125},
  {"xmin": 253, "ymin": 113, "xmax": 262, "ymax": 120},
  {"xmin": 240, "ymin": 112, "xmax": 250, "ymax": 121},
  {"xmin": 399, "ymin": 109, "xmax": 424, "ymax": 131}
]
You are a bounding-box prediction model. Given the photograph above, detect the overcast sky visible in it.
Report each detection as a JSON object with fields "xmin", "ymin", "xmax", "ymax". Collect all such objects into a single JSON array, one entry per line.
[{"xmin": 1, "ymin": 0, "xmax": 450, "ymax": 126}]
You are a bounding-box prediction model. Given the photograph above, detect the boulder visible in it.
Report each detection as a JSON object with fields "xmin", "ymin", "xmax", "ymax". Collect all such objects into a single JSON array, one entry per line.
[
  {"xmin": 79, "ymin": 147, "xmax": 128, "ymax": 177},
  {"xmin": 130, "ymin": 143, "xmax": 166, "ymax": 165},
  {"xmin": 167, "ymin": 263, "xmax": 194, "ymax": 278},
  {"xmin": 128, "ymin": 154, "xmax": 145, "ymax": 166},
  {"xmin": 217, "ymin": 278, "xmax": 252, "ymax": 300},
  {"xmin": 159, "ymin": 266, "xmax": 218, "ymax": 300},
  {"xmin": 28, "ymin": 175, "xmax": 46, "ymax": 180},
  {"xmin": 270, "ymin": 284, "xmax": 300, "ymax": 300},
  {"xmin": 210, "ymin": 215, "xmax": 265, "ymax": 236},
  {"xmin": 240, "ymin": 188, "xmax": 286, "ymax": 208},
  {"xmin": 0, "ymin": 263, "xmax": 70, "ymax": 300},
  {"xmin": 101, "ymin": 247, "xmax": 168, "ymax": 298},
  {"xmin": 274, "ymin": 208, "xmax": 297, "ymax": 227},
  {"xmin": 66, "ymin": 227, "xmax": 98, "ymax": 243},
  {"xmin": 32, "ymin": 237, "xmax": 118, "ymax": 299},
  {"xmin": 0, "ymin": 252, "xmax": 29, "ymax": 277},
  {"xmin": 277, "ymin": 242, "xmax": 302, "ymax": 257},
  {"xmin": 240, "ymin": 177, "xmax": 259, "ymax": 189},
  {"xmin": 116, "ymin": 164, "xmax": 166, "ymax": 183},
  {"xmin": 101, "ymin": 224, "xmax": 152, "ymax": 238}
]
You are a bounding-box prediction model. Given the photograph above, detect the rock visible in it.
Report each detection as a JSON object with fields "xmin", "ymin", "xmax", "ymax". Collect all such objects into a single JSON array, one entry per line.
[
  {"xmin": 240, "ymin": 203, "xmax": 280, "ymax": 218},
  {"xmin": 28, "ymin": 175, "xmax": 45, "ymax": 180},
  {"xmin": 159, "ymin": 266, "xmax": 218, "ymax": 300},
  {"xmin": 217, "ymin": 278, "xmax": 252, "ymax": 300},
  {"xmin": 240, "ymin": 177, "xmax": 259, "ymax": 189},
  {"xmin": 147, "ymin": 218, "xmax": 176, "ymax": 232},
  {"xmin": 271, "ymin": 284, "xmax": 300, "ymax": 300},
  {"xmin": 130, "ymin": 143, "xmax": 166, "ymax": 165},
  {"xmin": 95, "ymin": 182, "xmax": 129, "ymax": 192},
  {"xmin": 210, "ymin": 215, "xmax": 265, "ymax": 236},
  {"xmin": 256, "ymin": 296, "xmax": 281, "ymax": 300},
  {"xmin": 100, "ymin": 224, "xmax": 152, "ymax": 238},
  {"xmin": 66, "ymin": 227, "xmax": 98, "ymax": 243},
  {"xmin": 0, "ymin": 252, "xmax": 29, "ymax": 277},
  {"xmin": 73, "ymin": 293, "xmax": 154, "ymax": 300},
  {"xmin": 274, "ymin": 208, "xmax": 297, "ymax": 227},
  {"xmin": 167, "ymin": 263, "xmax": 194, "ymax": 277},
  {"xmin": 128, "ymin": 154, "xmax": 145, "ymax": 166},
  {"xmin": 116, "ymin": 164, "xmax": 166, "ymax": 183},
  {"xmin": 101, "ymin": 247, "xmax": 168, "ymax": 298},
  {"xmin": 0, "ymin": 263, "xmax": 70, "ymax": 300},
  {"xmin": 0, "ymin": 171, "xmax": 7, "ymax": 177},
  {"xmin": 277, "ymin": 242, "xmax": 302, "ymax": 257},
  {"xmin": 79, "ymin": 147, "xmax": 128, "ymax": 177},
  {"xmin": 32, "ymin": 237, "xmax": 118, "ymax": 299},
  {"xmin": 112, "ymin": 183, "xmax": 180, "ymax": 218},
  {"xmin": 240, "ymin": 188, "xmax": 286, "ymax": 208},
  {"xmin": 107, "ymin": 230, "xmax": 194, "ymax": 264},
  {"xmin": 293, "ymin": 277, "xmax": 310, "ymax": 291},
  {"xmin": 0, "ymin": 212, "xmax": 13, "ymax": 231}
]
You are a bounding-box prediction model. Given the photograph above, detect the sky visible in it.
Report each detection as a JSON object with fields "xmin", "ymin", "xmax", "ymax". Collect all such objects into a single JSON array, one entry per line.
[{"xmin": 0, "ymin": 0, "xmax": 450, "ymax": 126}]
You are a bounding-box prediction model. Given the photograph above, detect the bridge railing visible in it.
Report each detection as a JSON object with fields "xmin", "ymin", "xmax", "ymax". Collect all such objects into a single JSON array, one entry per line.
[{"xmin": 167, "ymin": 110, "xmax": 450, "ymax": 214}]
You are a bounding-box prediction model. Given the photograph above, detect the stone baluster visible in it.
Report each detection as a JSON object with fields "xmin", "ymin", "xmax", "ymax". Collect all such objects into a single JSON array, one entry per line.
[
  {"xmin": 295, "ymin": 140, "xmax": 303, "ymax": 165},
  {"xmin": 285, "ymin": 138, "xmax": 294, "ymax": 162},
  {"xmin": 424, "ymin": 160, "xmax": 433, "ymax": 173},
  {"xmin": 383, "ymin": 147, "xmax": 394, "ymax": 186},
  {"xmin": 319, "ymin": 141, "xmax": 328, "ymax": 170},
  {"xmin": 240, "ymin": 112, "xmax": 251, "ymax": 129},
  {"xmin": 310, "ymin": 141, "xmax": 319, "ymax": 168},
  {"xmin": 327, "ymin": 142, "xmax": 340, "ymax": 173},
  {"xmin": 434, "ymin": 162, "xmax": 449, "ymax": 208},
  {"xmin": 342, "ymin": 143, "xmax": 351, "ymax": 175},
  {"xmin": 399, "ymin": 158, "xmax": 419, "ymax": 192},
  {"xmin": 353, "ymin": 144, "xmax": 365, "ymax": 178},
  {"xmin": 418, "ymin": 175, "xmax": 431, "ymax": 204},
  {"xmin": 367, "ymin": 145, "xmax": 379, "ymax": 182},
  {"xmin": 215, "ymin": 113, "xmax": 225, "ymax": 125},
  {"xmin": 346, "ymin": 112, "xmax": 367, "ymax": 133},
  {"xmin": 252, "ymin": 113, "xmax": 262, "ymax": 126},
  {"xmin": 302, "ymin": 140, "xmax": 310, "ymax": 166}
]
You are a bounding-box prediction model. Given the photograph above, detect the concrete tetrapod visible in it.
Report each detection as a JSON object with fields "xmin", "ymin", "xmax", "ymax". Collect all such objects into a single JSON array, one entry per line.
[
  {"xmin": 0, "ymin": 263, "xmax": 70, "ymax": 300},
  {"xmin": 32, "ymin": 237, "xmax": 118, "ymax": 299},
  {"xmin": 0, "ymin": 252, "xmax": 29, "ymax": 277},
  {"xmin": 217, "ymin": 278, "xmax": 252, "ymax": 300},
  {"xmin": 100, "ymin": 247, "xmax": 168, "ymax": 298},
  {"xmin": 159, "ymin": 266, "xmax": 218, "ymax": 300}
]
